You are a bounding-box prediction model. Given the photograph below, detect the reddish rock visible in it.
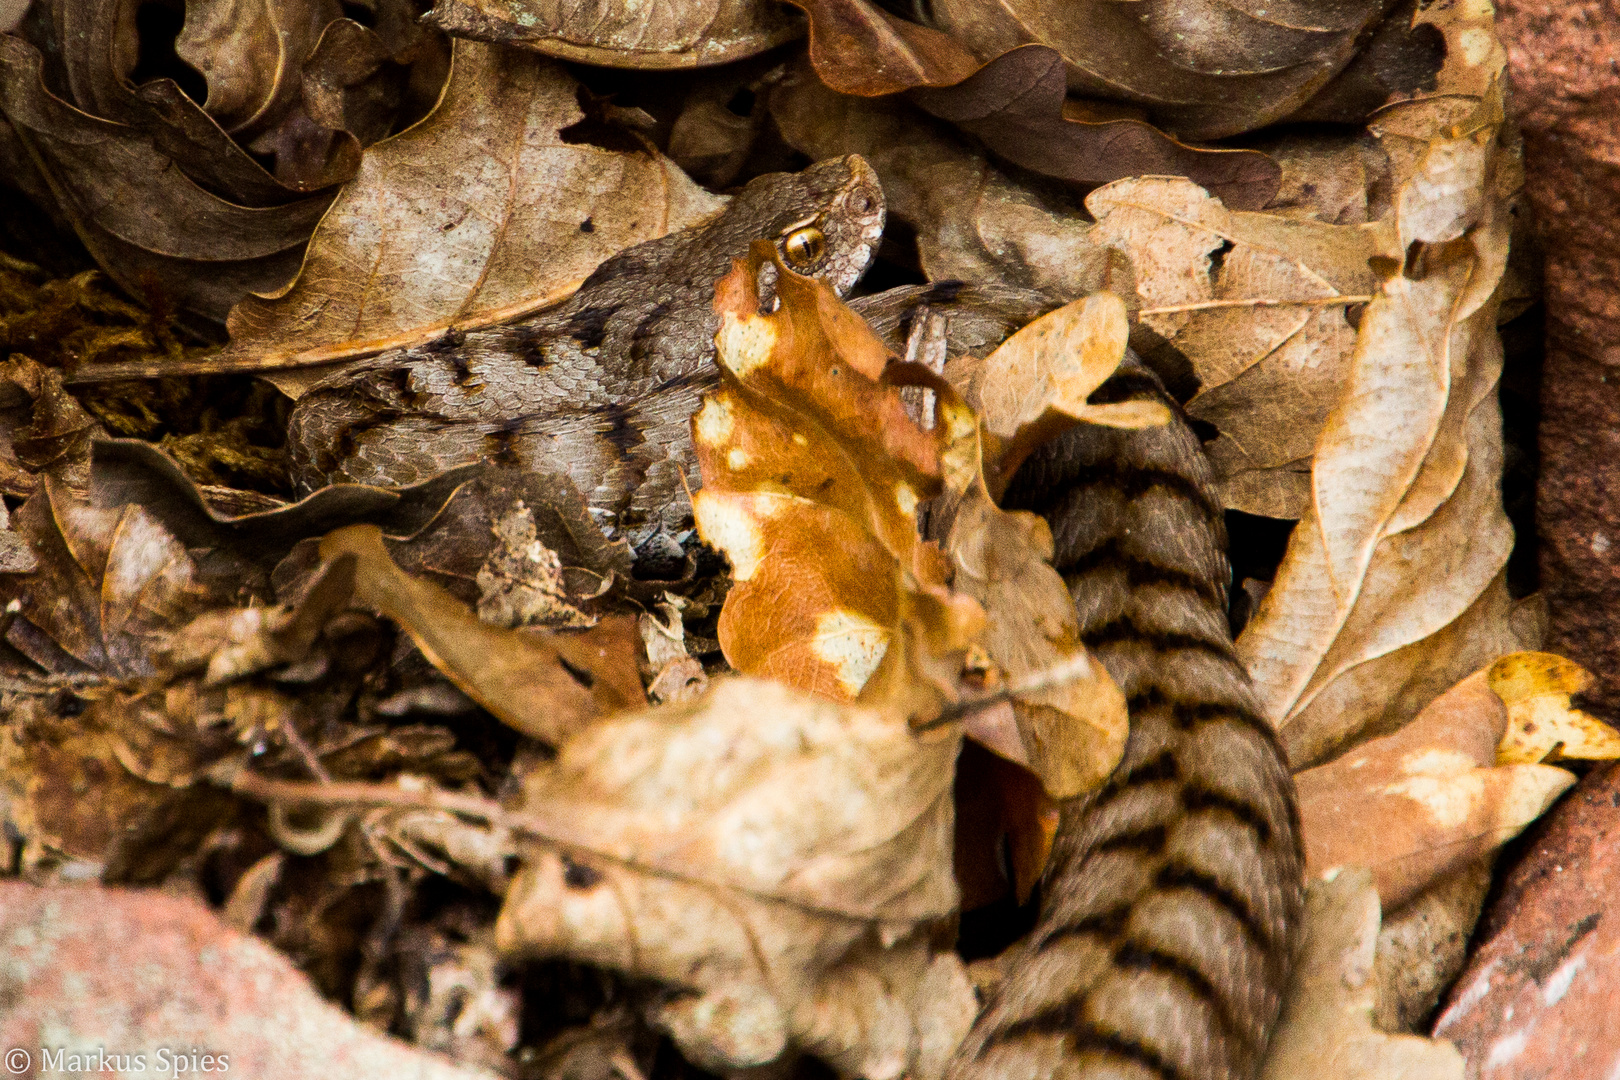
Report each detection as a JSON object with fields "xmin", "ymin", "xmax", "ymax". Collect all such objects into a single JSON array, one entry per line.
[
  {"xmin": 0, "ymin": 881, "xmax": 496, "ymax": 1080},
  {"xmin": 1432, "ymin": 762, "xmax": 1620, "ymax": 1078},
  {"xmin": 1504, "ymin": 0, "xmax": 1620, "ymax": 713}
]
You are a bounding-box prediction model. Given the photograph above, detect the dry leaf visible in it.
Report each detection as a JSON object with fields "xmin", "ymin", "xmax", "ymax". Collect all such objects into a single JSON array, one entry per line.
[
  {"xmin": 928, "ymin": 0, "xmax": 1443, "ymax": 140},
  {"xmin": 941, "ymin": 295, "xmax": 1147, "ymax": 798},
  {"xmin": 38, "ymin": 0, "xmax": 443, "ymax": 192},
  {"xmin": 495, "ymin": 676, "xmax": 975, "ymax": 1079},
  {"xmin": 1372, "ymin": 856, "xmax": 1493, "ymax": 1034},
  {"xmin": 34, "ymin": 0, "xmax": 366, "ymax": 199},
  {"xmin": 423, "ymin": 0, "xmax": 802, "ymax": 69},
  {"xmin": 1489, "ymin": 651, "xmax": 1620, "ymax": 765},
  {"xmin": 1086, "ymin": 175, "xmax": 1380, "ymax": 519},
  {"xmin": 952, "ymin": 292, "xmax": 1170, "ymax": 492},
  {"xmin": 1294, "ymin": 669, "xmax": 1573, "ymax": 912},
  {"xmin": 695, "ymin": 264, "xmax": 1134, "ymax": 905},
  {"xmin": 783, "ymin": 1, "xmax": 1278, "ymax": 208},
  {"xmin": 85, "ymin": 438, "xmax": 474, "ymax": 563},
  {"xmin": 0, "ymin": 352, "xmax": 107, "ymax": 497},
  {"xmin": 318, "ymin": 524, "xmax": 643, "ymax": 744},
  {"xmin": 0, "ymin": 34, "xmax": 334, "ymax": 322},
  {"xmin": 692, "ymin": 239, "xmax": 981, "ymax": 708},
  {"xmin": 1259, "ymin": 868, "xmax": 1465, "ymax": 1080},
  {"xmin": 1235, "ymin": 84, "xmax": 1517, "ymax": 767},
  {"xmin": 161, "ymin": 553, "xmax": 356, "ymax": 684},
  {"xmin": 117, "ymin": 40, "xmax": 726, "ymax": 383},
  {"xmin": 0, "ymin": 684, "xmax": 239, "ymax": 881},
  {"xmin": 473, "ymin": 501, "xmax": 597, "ymax": 629},
  {"xmin": 0, "ymin": 474, "xmax": 227, "ymax": 677}
]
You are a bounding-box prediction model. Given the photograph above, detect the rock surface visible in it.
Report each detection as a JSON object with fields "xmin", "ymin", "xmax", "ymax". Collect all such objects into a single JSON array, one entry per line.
[
  {"xmin": 0, "ymin": 881, "xmax": 498, "ymax": 1080},
  {"xmin": 1432, "ymin": 763, "xmax": 1620, "ymax": 1078},
  {"xmin": 1504, "ymin": 0, "xmax": 1620, "ymax": 714}
]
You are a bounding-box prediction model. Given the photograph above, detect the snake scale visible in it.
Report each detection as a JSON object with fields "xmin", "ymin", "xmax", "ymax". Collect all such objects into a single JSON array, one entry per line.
[{"xmin": 285, "ymin": 159, "xmax": 1303, "ymax": 1080}]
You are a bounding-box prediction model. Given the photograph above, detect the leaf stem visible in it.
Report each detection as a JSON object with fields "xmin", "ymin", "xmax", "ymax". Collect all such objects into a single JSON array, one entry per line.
[{"xmin": 1139, "ymin": 295, "xmax": 1374, "ymax": 315}]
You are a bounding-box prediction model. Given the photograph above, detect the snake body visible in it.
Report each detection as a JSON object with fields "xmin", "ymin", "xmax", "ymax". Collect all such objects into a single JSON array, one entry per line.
[
  {"xmin": 953, "ymin": 360, "xmax": 1303, "ymax": 1080},
  {"xmin": 858, "ymin": 286, "xmax": 1304, "ymax": 1080}
]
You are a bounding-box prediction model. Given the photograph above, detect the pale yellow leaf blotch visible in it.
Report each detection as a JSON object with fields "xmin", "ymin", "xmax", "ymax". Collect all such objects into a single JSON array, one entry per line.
[
  {"xmin": 1075, "ymin": 398, "xmax": 1173, "ymax": 430},
  {"xmin": 694, "ymin": 395, "xmax": 736, "ymax": 447},
  {"xmin": 716, "ymin": 312, "xmax": 779, "ymax": 378},
  {"xmin": 1489, "ymin": 651, "xmax": 1620, "ymax": 765},
  {"xmin": 810, "ymin": 610, "xmax": 892, "ymax": 696},
  {"xmin": 1378, "ymin": 748, "xmax": 1572, "ymax": 840},
  {"xmin": 692, "ymin": 491, "xmax": 766, "ymax": 580}
]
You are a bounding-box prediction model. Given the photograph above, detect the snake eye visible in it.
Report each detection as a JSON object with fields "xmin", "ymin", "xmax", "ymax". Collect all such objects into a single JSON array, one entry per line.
[{"xmin": 782, "ymin": 226, "xmax": 827, "ymax": 269}]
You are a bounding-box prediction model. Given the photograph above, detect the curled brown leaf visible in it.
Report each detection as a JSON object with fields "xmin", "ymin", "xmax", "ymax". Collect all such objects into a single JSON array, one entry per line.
[
  {"xmin": 318, "ymin": 523, "xmax": 643, "ymax": 744},
  {"xmin": 101, "ymin": 40, "xmax": 727, "ymax": 384},
  {"xmin": 784, "ymin": 0, "xmax": 1279, "ymax": 208},
  {"xmin": 423, "ymin": 0, "xmax": 803, "ymax": 69}
]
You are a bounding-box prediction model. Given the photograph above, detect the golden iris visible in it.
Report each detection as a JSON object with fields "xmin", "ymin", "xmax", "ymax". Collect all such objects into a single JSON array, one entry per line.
[{"xmin": 782, "ymin": 226, "xmax": 827, "ymax": 269}]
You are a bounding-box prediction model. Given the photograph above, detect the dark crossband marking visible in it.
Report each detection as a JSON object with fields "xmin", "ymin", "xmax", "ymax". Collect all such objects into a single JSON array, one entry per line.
[
  {"xmin": 1123, "ymin": 748, "xmax": 1181, "ymax": 786},
  {"xmin": 594, "ymin": 401, "xmax": 645, "ymax": 455},
  {"xmin": 1023, "ymin": 464, "xmax": 1226, "ymax": 526},
  {"xmin": 1128, "ymin": 690, "xmax": 1284, "ymax": 749},
  {"xmin": 985, "ymin": 1014, "xmax": 1199, "ymax": 1080},
  {"xmin": 1095, "ymin": 824, "xmax": 1171, "ymax": 857},
  {"xmin": 1036, "ymin": 904, "xmax": 1135, "ymax": 951},
  {"xmin": 1153, "ymin": 863, "xmax": 1275, "ymax": 953},
  {"xmin": 1063, "ymin": 537, "xmax": 1228, "ymax": 607},
  {"xmin": 1112, "ymin": 943, "xmax": 1252, "ymax": 1053},
  {"xmin": 1085, "ymin": 616, "xmax": 1237, "ymax": 661},
  {"xmin": 561, "ymin": 304, "xmax": 616, "ymax": 349},
  {"xmin": 944, "ymin": 356, "xmax": 1300, "ymax": 1080},
  {"xmin": 1181, "ymin": 785, "xmax": 1274, "ymax": 845}
]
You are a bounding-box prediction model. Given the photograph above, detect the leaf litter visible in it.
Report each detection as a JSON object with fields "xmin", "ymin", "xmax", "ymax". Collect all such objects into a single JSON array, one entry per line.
[{"xmin": 0, "ymin": 1, "xmax": 1581, "ymax": 1079}]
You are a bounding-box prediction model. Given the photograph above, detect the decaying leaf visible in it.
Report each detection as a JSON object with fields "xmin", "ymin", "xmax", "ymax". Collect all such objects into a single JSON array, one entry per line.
[
  {"xmin": 941, "ymin": 294, "xmax": 1153, "ymax": 797},
  {"xmin": 0, "ymin": 34, "xmax": 334, "ymax": 323},
  {"xmin": 1294, "ymin": 668, "xmax": 1573, "ymax": 912},
  {"xmin": 1086, "ymin": 175, "xmax": 1380, "ymax": 518},
  {"xmin": 1372, "ymin": 855, "xmax": 1493, "ymax": 1035},
  {"xmin": 692, "ymin": 238, "xmax": 981, "ymax": 709},
  {"xmin": 783, "ymin": 1, "xmax": 1278, "ymax": 208},
  {"xmin": 318, "ymin": 524, "xmax": 643, "ymax": 745},
  {"xmin": 0, "ymin": 474, "xmax": 230, "ymax": 677},
  {"xmin": 424, "ymin": 0, "xmax": 803, "ymax": 69},
  {"xmin": 96, "ymin": 40, "xmax": 726, "ymax": 384},
  {"xmin": 0, "ymin": 683, "xmax": 240, "ymax": 882},
  {"xmin": 1259, "ymin": 868, "xmax": 1464, "ymax": 1080},
  {"xmin": 474, "ymin": 501, "xmax": 597, "ymax": 629},
  {"xmin": 1489, "ymin": 651, "xmax": 1620, "ymax": 765},
  {"xmin": 495, "ymin": 676, "xmax": 976, "ymax": 1079},
  {"xmin": 950, "ymin": 291, "xmax": 1170, "ymax": 492},
  {"xmin": 1235, "ymin": 82, "xmax": 1518, "ymax": 767},
  {"xmin": 927, "ymin": 0, "xmax": 1443, "ymax": 140},
  {"xmin": 0, "ymin": 352, "xmax": 107, "ymax": 497},
  {"xmin": 85, "ymin": 438, "xmax": 474, "ymax": 562},
  {"xmin": 36, "ymin": 0, "xmax": 443, "ymax": 193},
  {"xmin": 694, "ymin": 244, "xmax": 1128, "ymax": 805}
]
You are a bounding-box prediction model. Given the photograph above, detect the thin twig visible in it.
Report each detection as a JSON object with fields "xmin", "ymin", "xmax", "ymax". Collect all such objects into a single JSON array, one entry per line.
[
  {"xmin": 280, "ymin": 721, "xmax": 334, "ymax": 784},
  {"xmin": 223, "ymin": 769, "xmax": 885, "ymax": 919},
  {"xmin": 1139, "ymin": 295, "xmax": 1374, "ymax": 316},
  {"xmin": 910, "ymin": 651, "xmax": 1100, "ymax": 734}
]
